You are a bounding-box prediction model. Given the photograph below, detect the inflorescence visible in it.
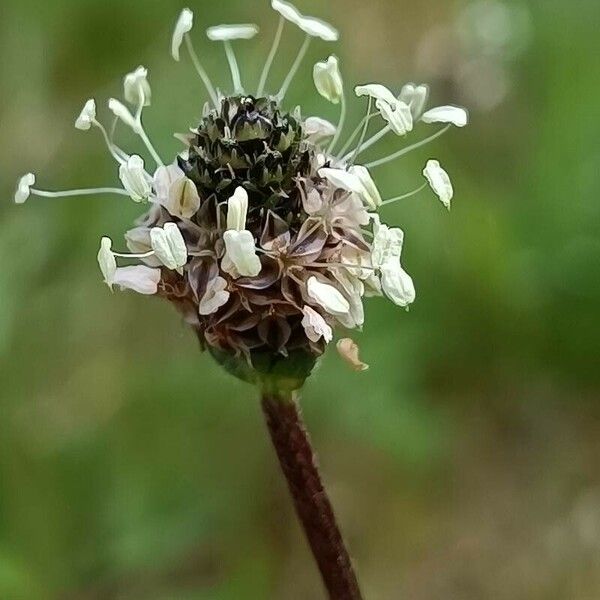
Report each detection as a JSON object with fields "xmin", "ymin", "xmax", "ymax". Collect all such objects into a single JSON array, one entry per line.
[{"xmin": 14, "ymin": 0, "xmax": 468, "ymax": 386}]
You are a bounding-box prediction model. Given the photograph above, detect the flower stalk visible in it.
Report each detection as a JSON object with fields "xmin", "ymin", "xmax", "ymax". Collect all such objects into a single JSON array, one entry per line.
[{"xmin": 261, "ymin": 390, "xmax": 363, "ymax": 600}]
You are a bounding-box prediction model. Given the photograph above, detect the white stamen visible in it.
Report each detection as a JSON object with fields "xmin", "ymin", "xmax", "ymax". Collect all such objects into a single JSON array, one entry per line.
[
  {"xmin": 365, "ymin": 124, "xmax": 452, "ymax": 169},
  {"xmin": 380, "ymin": 183, "xmax": 428, "ymax": 206},
  {"xmin": 278, "ymin": 34, "xmax": 312, "ymax": 100},
  {"xmin": 183, "ymin": 34, "xmax": 219, "ymax": 107},
  {"xmin": 223, "ymin": 41, "xmax": 244, "ymax": 94},
  {"xmin": 31, "ymin": 187, "xmax": 131, "ymax": 199},
  {"xmin": 257, "ymin": 15, "xmax": 285, "ymax": 97}
]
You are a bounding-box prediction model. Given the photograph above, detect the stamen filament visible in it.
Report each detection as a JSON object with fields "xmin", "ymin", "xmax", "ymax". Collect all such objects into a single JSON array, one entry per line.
[
  {"xmin": 337, "ymin": 100, "xmax": 374, "ymax": 158},
  {"xmin": 137, "ymin": 125, "xmax": 164, "ymax": 169},
  {"xmin": 31, "ymin": 188, "xmax": 130, "ymax": 198},
  {"xmin": 184, "ymin": 33, "xmax": 219, "ymax": 106},
  {"xmin": 257, "ymin": 16, "xmax": 285, "ymax": 97},
  {"xmin": 134, "ymin": 87, "xmax": 164, "ymax": 168},
  {"xmin": 278, "ymin": 34, "xmax": 311, "ymax": 100},
  {"xmin": 349, "ymin": 97, "xmax": 374, "ymax": 165},
  {"xmin": 380, "ymin": 183, "xmax": 427, "ymax": 206},
  {"xmin": 223, "ymin": 41, "xmax": 244, "ymax": 94},
  {"xmin": 344, "ymin": 124, "xmax": 390, "ymax": 162},
  {"xmin": 113, "ymin": 250, "xmax": 155, "ymax": 259},
  {"xmin": 92, "ymin": 119, "xmax": 128, "ymax": 165},
  {"xmin": 366, "ymin": 125, "xmax": 452, "ymax": 169},
  {"xmin": 307, "ymin": 262, "xmax": 376, "ymax": 271},
  {"xmin": 328, "ymin": 93, "xmax": 347, "ymax": 154}
]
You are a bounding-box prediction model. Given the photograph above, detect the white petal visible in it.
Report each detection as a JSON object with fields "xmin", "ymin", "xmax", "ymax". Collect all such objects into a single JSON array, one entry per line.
[
  {"xmin": 423, "ymin": 159, "xmax": 453, "ymax": 209},
  {"xmin": 97, "ymin": 237, "xmax": 117, "ymax": 289},
  {"xmin": 223, "ymin": 230, "xmax": 262, "ymax": 278},
  {"xmin": 226, "ymin": 186, "xmax": 249, "ymax": 231},
  {"xmin": 14, "ymin": 173, "xmax": 36, "ymax": 204},
  {"xmin": 119, "ymin": 155, "xmax": 152, "ymax": 202},
  {"xmin": 313, "ymin": 56, "xmax": 343, "ymax": 104},
  {"xmin": 380, "ymin": 261, "xmax": 416, "ymax": 308},
  {"xmin": 124, "ymin": 66, "xmax": 151, "ymax": 107},
  {"xmin": 172, "ymin": 8, "xmax": 194, "ymax": 61},
  {"xmin": 167, "ymin": 177, "xmax": 201, "ymax": 219},
  {"xmin": 112, "ymin": 266, "xmax": 161, "ymax": 295},
  {"xmin": 301, "ymin": 306, "xmax": 333, "ymax": 343},
  {"xmin": 307, "ymin": 277, "xmax": 350, "ymax": 316},
  {"xmin": 421, "ymin": 105, "xmax": 469, "ymax": 127},
  {"xmin": 75, "ymin": 99, "xmax": 96, "ymax": 131},
  {"xmin": 206, "ymin": 24, "xmax": 259, "ymax": 41},
  {"xmin": 125, "ymin": 227, "xmax": 162, "ymax": 267},
  {"xmin": 150, "ymin": 223, "xmax": 188, "ymax": 271},
  {"xmin": 108, "ymin": 98, "xmax": 138, "ymax": 132},
  {"xmin": 336, "ymin": 338, "xmax": 369, "ymax": 372},
  {"xmin": 355, "ymin": 84, "xmax": 398, "ymax": 107},
  {"xmin": 153, "ymin": 164, "xmax": 185, "ymax": 202},
  {"xmin": 318, "ymin": 167, "xmax": 363, "ymax": 194},
  {"xmin": 376, "ymin": 98, "xmax": 413, "ymax": 135},
  {"xmin": 199, "ymin": 276, "xmax": 230, "ymax": 315},
  {"xmin": 348, "ymin": 165, "xmax": 382, "ymax": 209},
  {"xmin": 304, "ymin": 116, "xmax": 336, "ymax": 143}
]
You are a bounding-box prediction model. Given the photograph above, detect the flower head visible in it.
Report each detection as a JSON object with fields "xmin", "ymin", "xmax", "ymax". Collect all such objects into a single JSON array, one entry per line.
[{"xmin": 16, "ymin": 4, "xmax": 467, "ymax": 389}]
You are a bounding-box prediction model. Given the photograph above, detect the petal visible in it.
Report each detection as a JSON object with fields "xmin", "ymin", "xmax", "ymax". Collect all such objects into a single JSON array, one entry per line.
[
  {"xmin": 206, "ymin": 24, "xmax": 259, "ymax": 41},
  {"xmin": 199, "ymin": 276, "xmax": 230, "ymax": 315},
  {"xmin": 421, "ymin": 105, "xmax": 469, "ymax": 127},
  {"xmin": 348, "ymin": 165, "xmax": 382, "ymax": 209},
  {"xmin": 167, "ymin": 177, "xmax": 201, "ymax": 219},
  {"xmin": 112, "ymin": 266, "xmax": 161, "ymax": 295},
  {"xmin": 301, "ymin": 306, "xmax": 333, "ymax": 343},
  {"xmin": 304, "ymin": 116, "xmax": 336, "ymax": 143},
  {"xmin": 153, "ymin": 164, "xmax": 185, "ymax": 202},
  {"xmin": 318, "ymin": 167, "xmax": 363, "ymax": 194},
  {"xmin": 172, "ymin": 8, "xmax": 194, "ymax": 61},
  {"xmin": 423, "ymin": 159, "xmax": 453, "ymax": 209},
  {"xmin": 307, "ymin": 277, "xmax": 350, "ymax": 316}
]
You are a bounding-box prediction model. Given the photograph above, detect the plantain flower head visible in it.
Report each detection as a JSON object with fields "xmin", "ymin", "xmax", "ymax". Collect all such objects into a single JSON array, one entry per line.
[{"xmin": 14, "ymin": 1, "xmax": 468, "ymax": 391}]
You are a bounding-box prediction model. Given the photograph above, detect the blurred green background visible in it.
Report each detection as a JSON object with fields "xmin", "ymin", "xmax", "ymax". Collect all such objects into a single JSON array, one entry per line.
[{"xmin": 1, "ymin": 0, "xmax": 599, "ymax": 598}]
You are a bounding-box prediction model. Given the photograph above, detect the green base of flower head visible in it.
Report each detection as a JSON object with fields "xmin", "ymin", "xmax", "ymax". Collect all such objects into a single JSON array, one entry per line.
[{"xmin": 208, "ymin": 346, "xmax": 318, "ymax": 394}]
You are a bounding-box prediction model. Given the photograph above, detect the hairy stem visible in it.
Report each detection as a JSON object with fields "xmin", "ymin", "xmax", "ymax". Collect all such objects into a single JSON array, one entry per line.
[{"xmin": 261, "ymin": 391, "xmax": 363, "ymax": 600}]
